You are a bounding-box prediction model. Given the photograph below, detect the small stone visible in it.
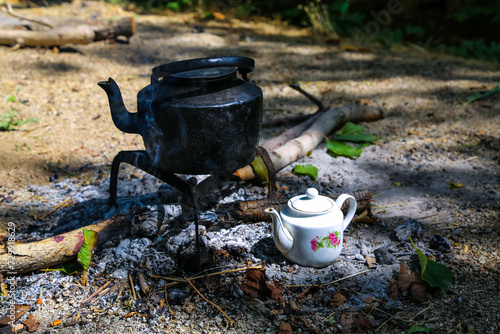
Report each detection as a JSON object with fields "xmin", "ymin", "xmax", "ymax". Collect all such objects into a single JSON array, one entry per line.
[
  {"xmin": 374, "ymin": 247, "xmax": 397, "ymax": 265},
  {"xmin": 354, "ymin": 254, "xmax": 366, "ymax": 262}
]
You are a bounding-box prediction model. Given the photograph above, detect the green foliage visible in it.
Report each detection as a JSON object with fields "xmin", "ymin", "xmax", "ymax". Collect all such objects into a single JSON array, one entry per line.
[
  {"xmin": 410, "ymin": 237, "xmax": 453, "ymax": 293},
  {"xmin": 251, "ymin": 156, "xmax": 270, "ymax": 183},
  {"xmin": 409, "ymin": 325, "xmax": 430, "ymax": 333},
  {"xmin": 445, "ymin": 39, "xmax": 500, "ymax": 62},
  {"xmin": 293, "ymin": 163, "xmax": 318, "ymax": 180},
  {"xmin": 78, "ymin": 228, "xmax": 98, "ymax": 272},
  {"xmin": 0, "ymin": 110, "xmax": 38, "ymax": 131},
  {"xmin": 457, "ymin": 83, "xmax": 500, "ymax": 108},
  {"xmin": 326, "ymin": 122, "xmax": 378, "ymax": 159}
]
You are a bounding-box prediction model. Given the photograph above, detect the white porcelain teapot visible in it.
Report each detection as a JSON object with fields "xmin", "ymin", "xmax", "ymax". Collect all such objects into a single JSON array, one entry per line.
[{"xmin": 265, "ymin": 188, "xmax": 356, "ymax": 268}]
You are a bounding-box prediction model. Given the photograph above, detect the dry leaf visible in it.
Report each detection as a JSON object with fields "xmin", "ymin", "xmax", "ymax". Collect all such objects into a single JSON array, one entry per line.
[
  {"xmin": 341, "ymin": 313, "xmax": 353, "ymax": 334},
  {"xmin": 0, "ymin": 304, "xmax": 29, "ymax": 325},
  {"xmin": 410, "ymin": 283, "xmax": 427, "ymax": 302},
  {"xmin": 390, "ymin": 280, "xmax": 400, "ymax": 299},
  {"xmin": 355, "ymin": 314, "xmax": 373, "ymax": 333},
  {"xmin": 331, "ymin": 292, "xmax": 348, "ymax": 306},
  {"xmin": 278, "ymin": 322, "xmax": 293, "ymax": 334},
  {"xmin": 397, "ymin": 264, "xmax": 413, "ymax": 292},
  {"xmin": 21, "ymin": 313, "xmax": 39, "ymax": 332},
  {"xmin": 265, "ymin": 281, "xmax": 283, "ymax": 301}
]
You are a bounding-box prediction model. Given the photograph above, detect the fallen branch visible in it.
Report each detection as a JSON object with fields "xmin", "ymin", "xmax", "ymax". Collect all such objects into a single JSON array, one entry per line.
[
  {"xmin": 235, "ymin": 103, "xmax": 383, "ymax": 181},
  {"xmin": 0, "ymin": 17, "xmax": 135, "ymax": 47},
  {"xmin": 0, "ymin": 208, "xmax": 146, "ymax": 275},
  {"xmin": 217, "ymin": 190, "xmax": 373, "ymax": 223}
]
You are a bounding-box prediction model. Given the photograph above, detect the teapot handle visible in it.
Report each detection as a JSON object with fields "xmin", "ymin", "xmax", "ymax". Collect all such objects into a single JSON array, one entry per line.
[
  {"xmin": 151, "ymin": 56, "xmax": 255, "ymax": 83},
  {"xmin": 335, "ymin": 194, "xmax": 357, "ymax": 231}
]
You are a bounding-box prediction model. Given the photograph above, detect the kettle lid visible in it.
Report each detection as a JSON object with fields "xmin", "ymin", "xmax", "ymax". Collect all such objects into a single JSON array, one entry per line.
[{"xmin": 289, "ymin": 188, "xmax": 333, "ymax": 213}]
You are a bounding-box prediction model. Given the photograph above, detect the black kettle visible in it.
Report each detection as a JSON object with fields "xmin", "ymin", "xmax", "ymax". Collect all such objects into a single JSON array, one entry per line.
[{"xmin": 98, "ymin": 56, "xmax": 263, "ymax": 175}]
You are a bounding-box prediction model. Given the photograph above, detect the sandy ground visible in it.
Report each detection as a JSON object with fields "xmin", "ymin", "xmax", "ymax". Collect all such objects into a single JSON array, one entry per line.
[{"xmin": 0, "ymin": 1, "xmax": 499, "ymax": 333}]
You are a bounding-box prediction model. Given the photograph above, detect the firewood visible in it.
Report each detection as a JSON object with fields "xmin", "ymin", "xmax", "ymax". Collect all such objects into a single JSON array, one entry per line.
[
  {"xmin": 235, "ymin": 103, "xmax": 383, "ymax": 181},
  {"xmin": 0, "ymin": 208, "xmax": 145, "ymax": 275},
  {"xmin": 0, "ymin": 191, "xmax": 373, "ymax": 275},
  {"xmin": 217, "ymin": 190, "xmax": 373, "ymax": 223}
]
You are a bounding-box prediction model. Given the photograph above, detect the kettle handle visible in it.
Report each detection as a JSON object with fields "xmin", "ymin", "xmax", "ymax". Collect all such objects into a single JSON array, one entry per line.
[
  {"xmin": 151, "ymin": 56, "xmax": 255, "ymax": 82},
  {"xmin": 335, "ymin": 194, "xmax": 357, "ymax": 231}
]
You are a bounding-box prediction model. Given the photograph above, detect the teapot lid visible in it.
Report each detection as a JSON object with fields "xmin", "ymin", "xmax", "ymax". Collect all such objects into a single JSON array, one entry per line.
[{"xmin": 289, "ymin": 188, "xmax": 333, "ymax": 213}]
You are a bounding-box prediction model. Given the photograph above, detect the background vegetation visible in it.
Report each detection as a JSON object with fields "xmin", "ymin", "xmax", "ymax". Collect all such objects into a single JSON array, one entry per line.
[{"xmin": 104, "ymin": 0, "xmax": 497, "ymax": 62}]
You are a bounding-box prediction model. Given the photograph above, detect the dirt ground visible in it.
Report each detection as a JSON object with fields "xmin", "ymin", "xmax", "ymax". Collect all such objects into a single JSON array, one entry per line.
[{"xmin": 0, "ymin": 1, "xmax": 499, "ymax": 333}]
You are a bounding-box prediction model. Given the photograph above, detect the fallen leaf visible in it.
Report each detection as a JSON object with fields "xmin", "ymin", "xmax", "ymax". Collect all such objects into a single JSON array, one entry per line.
[
  {"xmin": 410, "ymin": 237, "xmax": 454, "ymax": 292},
  {"xmin": 390, "ymin": 280, "xmax": 400, "ymax": 299},
  {"xmin": 397, "ymin": 263, "xmax": 413, "ymax": 292},
  {"xmin": 241, "ymin": 268, "xmax": 282, "ymax": 300},
  {"xmin": 0, "ymin": 304, "xmax": 29, "ymax": 325},
  {"xmin": 265, "ymin": 281, "xmax": 283, "ymax": 301},
  {"xmin": 278, "ymin": 322, "xmax": 293, "ymax": 334},
  {"xmin": 409, "ymin": 325, "xmax": 431, "ymax": 333},
  {"xmin": 293, "ymin": 164, "xmax": 318, "ymax": 180},
  {"xmin": 410, "ymin": 283, "xmax": 427, "ymax": 302},
  {"xmin": 331, "ymin": 292, "xmax": 348, "ymax": 306},
  {"xmin": 355, "ymin": 314, "xmax": 373, "ymax": 333},
  {"xmin": 340, "ymin": 313, "xmax": 353, "ymax": 333},
  {"xmin": 21, "ymin": 313, "xmax": 39, "ymax": 332},
  {"xmin": 122, "ymin": 311, "xmax": 137, "ymax": 319},
  {"xmin": 448, "ymin": 182, "xmax": 463, "ymax": 189}
]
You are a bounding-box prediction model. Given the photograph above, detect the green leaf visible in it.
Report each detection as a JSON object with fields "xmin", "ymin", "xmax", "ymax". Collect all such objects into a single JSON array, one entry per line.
[
  {"xmin": 410, "ymin": 237, "xmax": 453, "ymax": 292},
  {"xmin": 250, "ymin": 156, "xmax": 270, "ymax": 183},
  {"xmin": 77, "ymin": 228, "xmax": 98, "ymax": 272},
  {"xmin": 6, "ymin": 95, "xmax": 15, "ymax": 102},
  {"xmin": 409, "ymin": 325, "xmax": 430, "ymax": 333},
  {"xmin": 327, "ymin": 140, "xmax": 363, "ymax": 158},
  {"xmin": 335, "ymin": 122, "xmax": 365, "ymax": 136},
  {"xmin": 293, "ymin": 164, "xmax": 318, "ymax": 180},
  {"xmin": 334, "ymin": 122, "xmax": 379, "ymax": 143},
  {"xmin": 458, "ymin": 83, "xmax": 500, "ymax": 108}
]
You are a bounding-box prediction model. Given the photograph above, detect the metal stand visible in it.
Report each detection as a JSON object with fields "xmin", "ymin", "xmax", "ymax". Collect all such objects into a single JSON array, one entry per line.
[{"xmin": 109, "ymin": 147, "xmax": 276, "ymax": 271}]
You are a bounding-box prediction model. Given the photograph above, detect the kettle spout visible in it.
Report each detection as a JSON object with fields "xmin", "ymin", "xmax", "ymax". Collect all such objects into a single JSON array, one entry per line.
[
  {"xmin": 265, "ymin": 208, "xmax": 293, "ymax": 255},
  {"xmin": 98, "ymin": 78, "xmax": 140, "ymax": 134}
]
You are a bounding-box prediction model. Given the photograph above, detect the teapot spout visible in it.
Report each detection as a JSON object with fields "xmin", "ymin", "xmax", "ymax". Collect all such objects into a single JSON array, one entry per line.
[
  {"xmin": 265, "ymin": 208, "xmax": 293, "ymax": 255},
  {"xmin": 98, "ymin": 78, "xmax": 141, "ymax": 134}
]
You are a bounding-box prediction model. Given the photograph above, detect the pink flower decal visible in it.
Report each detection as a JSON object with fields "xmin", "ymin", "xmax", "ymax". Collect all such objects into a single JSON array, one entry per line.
[
  {"xmin": 328, "ymin": 233, "xmax": 338, "ymax": 245},
  {"xmin": 310, "ymin": 231, "xmax": 342, "ymax": 251},
  {"xmin": 310, "ymin": 238, "xmax": 318, "ymax": 251}
]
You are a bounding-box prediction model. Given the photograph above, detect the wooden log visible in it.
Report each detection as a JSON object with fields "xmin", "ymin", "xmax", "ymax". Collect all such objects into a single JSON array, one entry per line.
[
  {"xmin": 0, "ymin": 17, "xmax": 135, "ymax": 47},
  {"xmin": 235, "ymin": 103, "xmax": 383, "ymax": 181},
  {"xmin": 0, "ymin": 208, "xmax": 144, "ymax": 275}
]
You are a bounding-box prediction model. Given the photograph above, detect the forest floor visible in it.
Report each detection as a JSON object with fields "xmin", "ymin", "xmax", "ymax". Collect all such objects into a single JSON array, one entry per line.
[{"xmin": 0, "ymin": 1, "xmax": 499, "ymax": 333}]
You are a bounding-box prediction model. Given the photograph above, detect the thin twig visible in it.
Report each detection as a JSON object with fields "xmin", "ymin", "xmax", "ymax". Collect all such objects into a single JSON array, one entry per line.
[
  {"xmin": 152, "ymin": 265, "xmax": 264, "ymax": 287},
  {"xmin": 284, "ymin": 269, "xmax": 371, "ymax": 288},
  {"xmin": 1, "ymin": 3, "xmax": 53, "ymax": 28},
  {"xmin": 82, "ymin": 281, "xmax": 111, "ymax": 304},
  {"xmin": 129, "ymin": 274, "xmax": 137, "ymax": 301},
  {"xmin": 39, "ymin": 198, "xmax": 72, "ymax": 220},
  {"xmin": 184, "ymin": 277, "xmax": 234, "ymax": 327}
]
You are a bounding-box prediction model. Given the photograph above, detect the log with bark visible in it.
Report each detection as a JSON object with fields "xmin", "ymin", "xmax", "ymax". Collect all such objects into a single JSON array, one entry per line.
[
  {"xmin": 0, "ymin": 192, "xmax": 373, "ymax": 275},
  {"xmin": 235, "ymin": 103, "xmax": 383, "ymax": 181},
  {"xmin": 0, "ymin": 13, "xmax": 135, "ymax": 47}
]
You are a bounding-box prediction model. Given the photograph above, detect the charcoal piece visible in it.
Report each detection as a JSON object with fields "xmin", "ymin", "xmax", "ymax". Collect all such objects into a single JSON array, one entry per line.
[
  {"xmin": 394, "ymin": 220, "xmax": 422, "ymax": 242},
  {"xmin": 374, "ymin": 247, "xmax": 397, "ymax": 265},
  {"xmin": 430, "ymin": 235, "xmax": 452, "ymax": 253}
]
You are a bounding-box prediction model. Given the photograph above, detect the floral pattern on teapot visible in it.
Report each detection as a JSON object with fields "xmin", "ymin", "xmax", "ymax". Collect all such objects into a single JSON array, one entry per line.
[{"xmin": 310, "ymin": 231, "xmax": 342, "ymax": 251}]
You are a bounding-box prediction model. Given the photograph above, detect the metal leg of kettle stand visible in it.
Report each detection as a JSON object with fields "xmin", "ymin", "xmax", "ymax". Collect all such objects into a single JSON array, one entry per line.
[
  {"xmin": 187, "ymin": 177, "xmax": 202, "ymax": 273},
  {"xmin": 109, "ymin": 150, "xmax": 195, "ymax": 206},
  {"xmin": 256, "ymin": 146, "xmax": 276, "ymax": 199}
]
